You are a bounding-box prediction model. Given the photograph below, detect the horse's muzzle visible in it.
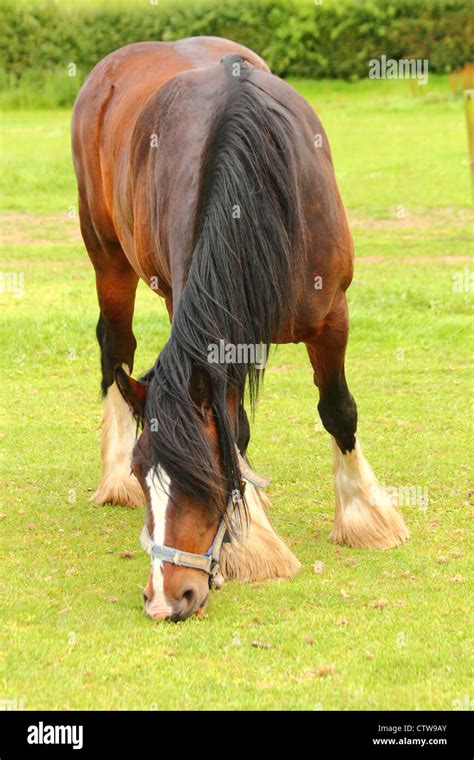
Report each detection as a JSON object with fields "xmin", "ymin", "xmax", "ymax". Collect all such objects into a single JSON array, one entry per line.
[
  {"xmin": 170, "ymin": 587, "xmax": 208, "ymax": 622},
  {"xmin": 143, "ymin": 585, "xmax": 208, "ymax": 622}
]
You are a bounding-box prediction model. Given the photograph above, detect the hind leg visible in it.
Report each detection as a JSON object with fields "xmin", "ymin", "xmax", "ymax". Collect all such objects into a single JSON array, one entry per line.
[
  {"xmin": 306, "ymin": 293, "xmax": 409, "ymax": 548},
  {"xmin": 80, "ymin": 203, "xmax": 144, "ymax": 508}
]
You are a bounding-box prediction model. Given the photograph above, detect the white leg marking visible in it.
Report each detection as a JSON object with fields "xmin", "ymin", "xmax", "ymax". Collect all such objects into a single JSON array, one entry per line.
[
  {"xmin": 220, "ymin": 481, "xmax": 301, "ymax": 582},
  {"xmin": 331, "ymin": 436, "xmax": 409, "ymax": 549},
  {"xmin": 92, "ymin": 366, "xmax": 144, "ymax": 508},
  {"xmin": 145, "ymin": 468, "xmax": 173, "ymax": 619}
]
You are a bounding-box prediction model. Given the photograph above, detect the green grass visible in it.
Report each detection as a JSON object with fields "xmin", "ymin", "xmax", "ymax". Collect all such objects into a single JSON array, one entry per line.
[{"xmin": 0, "ymin": 76, "xmax": 473, "ymax": 710}]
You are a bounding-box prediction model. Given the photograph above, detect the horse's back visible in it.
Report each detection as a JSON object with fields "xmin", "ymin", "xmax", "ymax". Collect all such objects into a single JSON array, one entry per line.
[
  {"xmin": 71, "ymin": 38, "xmax": 269, "ymax": 273},
  {"xmin": 72, "ymin": 37, "xmax": 352, "ymax": 324},
  {"xmin": 72, "ymin": 37, "xmax": 268, "ymax": 180}
]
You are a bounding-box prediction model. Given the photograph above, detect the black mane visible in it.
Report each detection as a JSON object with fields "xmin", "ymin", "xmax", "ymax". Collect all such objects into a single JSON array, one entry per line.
[{"xmin": 145, "ymin": 55, "xmax": 307, "ymax": 517}]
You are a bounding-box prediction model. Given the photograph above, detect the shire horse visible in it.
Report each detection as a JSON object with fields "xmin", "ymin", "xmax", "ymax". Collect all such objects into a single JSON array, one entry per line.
[{"xmin": 72, "ymin": 37, "xmax": 408, "ymax": 622}]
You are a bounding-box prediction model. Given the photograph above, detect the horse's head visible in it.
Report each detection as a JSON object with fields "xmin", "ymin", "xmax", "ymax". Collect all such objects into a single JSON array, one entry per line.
[{"xmin": 115, "ymin": 365, "xmax": 239, "ymax": 622}]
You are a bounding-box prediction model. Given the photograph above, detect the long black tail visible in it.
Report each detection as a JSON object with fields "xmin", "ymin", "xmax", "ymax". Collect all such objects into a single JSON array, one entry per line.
[{"xmin": 147, "ymin": 55, "xmax": 307, "ymax": 515}]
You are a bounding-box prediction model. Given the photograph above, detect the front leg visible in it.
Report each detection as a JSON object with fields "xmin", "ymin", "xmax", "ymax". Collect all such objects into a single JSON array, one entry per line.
[{"xmin": 93, "ymin": 267, "xmax": 145, "ymax": 508}]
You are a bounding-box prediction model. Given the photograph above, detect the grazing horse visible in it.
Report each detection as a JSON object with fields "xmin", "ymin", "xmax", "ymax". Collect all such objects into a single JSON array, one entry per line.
[{"xmin": 72, "ymin": 37, "xmax": 408, "ymax": 622}]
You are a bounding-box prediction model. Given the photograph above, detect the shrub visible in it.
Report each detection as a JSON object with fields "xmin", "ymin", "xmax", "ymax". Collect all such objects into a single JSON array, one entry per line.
[{"xmin": 0, "ymin": 0, "xmax": 472, "ymax": 107}]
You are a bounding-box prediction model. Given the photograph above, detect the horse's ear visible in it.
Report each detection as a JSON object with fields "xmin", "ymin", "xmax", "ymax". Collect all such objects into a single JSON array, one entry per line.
[
  {"xmin": 189, "ymin": 365, "xmax": 213, "ymax": 414},
  {"xmin": 114, "ymin": 366, "xmax": 147, "ymax": 419}
]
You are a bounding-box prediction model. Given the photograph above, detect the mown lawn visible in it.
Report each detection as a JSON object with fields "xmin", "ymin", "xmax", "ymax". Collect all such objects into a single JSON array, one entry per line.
[{"xmin": 0, "ymin": 75, "xmax": 472, "ymax": 710}]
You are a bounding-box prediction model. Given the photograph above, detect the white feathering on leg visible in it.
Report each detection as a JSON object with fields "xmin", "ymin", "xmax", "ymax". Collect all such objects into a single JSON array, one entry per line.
[
  {"xmin": 220, "ymin": 482, "xmax": 301, "ymax": 582},
  {"xmin": 330, "ymin": 436, "xmax": 409, "ymax": 549},
  {"xmin": 92, "ymin": 367, "xmax": 145, "ymax": 508}
]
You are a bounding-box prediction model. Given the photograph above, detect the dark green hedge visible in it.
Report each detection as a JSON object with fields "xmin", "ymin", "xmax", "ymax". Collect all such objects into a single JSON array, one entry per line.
[{"xmin": 1, "ymin": 0, "xmax": 472, "ymax": 89}]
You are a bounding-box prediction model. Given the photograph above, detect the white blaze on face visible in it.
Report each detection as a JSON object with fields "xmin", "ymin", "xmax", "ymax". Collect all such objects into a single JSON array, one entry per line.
[{"xmin": 145, "ymin": 467, "xmax": 173, "ymax": 618}]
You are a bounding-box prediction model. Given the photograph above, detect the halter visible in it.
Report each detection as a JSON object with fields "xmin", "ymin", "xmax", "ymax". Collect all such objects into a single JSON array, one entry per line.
[{"xmin": 139, "ymin": 448, "xmax": 270, "ymax": 587}]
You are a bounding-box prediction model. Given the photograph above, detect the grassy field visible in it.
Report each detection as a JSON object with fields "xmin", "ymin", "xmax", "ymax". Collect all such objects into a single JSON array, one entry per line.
[{"xmin": 0, "ymin": 75, "xmax": 472, "ymax": 710}]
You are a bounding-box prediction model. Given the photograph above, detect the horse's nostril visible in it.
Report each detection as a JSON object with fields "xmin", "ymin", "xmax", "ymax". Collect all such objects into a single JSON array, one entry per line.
[
  {"xmin": 181, "ymin": 587, "xmax": 198, "ymax": 610},
  {"xmin": 170, "ymin": 586, "xmax": 204, "ymax": 622}
]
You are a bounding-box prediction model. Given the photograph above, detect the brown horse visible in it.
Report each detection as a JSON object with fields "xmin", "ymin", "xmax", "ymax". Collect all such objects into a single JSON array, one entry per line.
[{"xmin": 72, "ymin": 37, "xmax": 408, "ymax": 622}]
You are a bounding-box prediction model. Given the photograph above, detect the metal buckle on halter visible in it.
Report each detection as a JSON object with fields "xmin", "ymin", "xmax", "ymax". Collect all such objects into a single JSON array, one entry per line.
[
  {"xmin": 209, "ymin": 558, "xmax": 220, "ymax": 582},
  {"xmin": 235, "ymin": 446, "xmax": 271, "ymax": 490}
]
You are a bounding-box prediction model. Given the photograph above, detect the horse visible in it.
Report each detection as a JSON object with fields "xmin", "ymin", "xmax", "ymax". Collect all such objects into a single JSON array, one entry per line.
[{"xmin": 72, "ymin": 36, "xmax": 409, "ymax": 622}]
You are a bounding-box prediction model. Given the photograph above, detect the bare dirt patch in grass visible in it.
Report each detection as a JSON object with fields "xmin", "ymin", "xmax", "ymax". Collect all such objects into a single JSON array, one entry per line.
[
  {"xmin": 2, "ymin": 211, "xmax": 472, "ymax": 270},
  {"xmin": 347, "ymin": 206, "xmax": 473, "ymax": 231},
  {"xmin": 357, "ymin": 255, "xmax": 473, "ymax": 264},
  {"xmin": 1, "ymin": 213, "xmax": 82, "ymax": 246},
  {"xmin": 5, "ymin": 258, "xmax": 89, "ymax": 267}
]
